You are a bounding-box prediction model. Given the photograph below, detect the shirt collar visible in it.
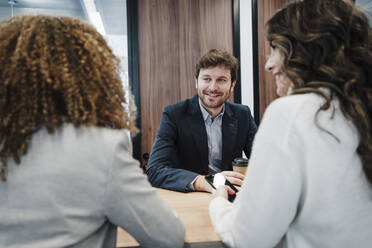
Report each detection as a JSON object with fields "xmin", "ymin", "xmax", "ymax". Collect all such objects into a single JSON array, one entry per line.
[{"xmin": 198, "ymin": 98, "xmax": 225, "ymax": 121}]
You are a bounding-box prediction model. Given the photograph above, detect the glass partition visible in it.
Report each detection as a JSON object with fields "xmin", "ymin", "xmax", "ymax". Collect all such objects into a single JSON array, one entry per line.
[
  {"xmin": 0, "ymin": 0, "xmax": 129, "ymax": 99},
  {"xmin": 356, "ymin": 0, "xmax": 372, "ymax": 24}
]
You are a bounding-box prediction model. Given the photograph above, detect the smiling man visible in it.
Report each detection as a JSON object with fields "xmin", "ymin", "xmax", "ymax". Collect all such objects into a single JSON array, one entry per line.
[{"xmin": 146, "ymin": 49, "xmax": 257, "ymax": 193}]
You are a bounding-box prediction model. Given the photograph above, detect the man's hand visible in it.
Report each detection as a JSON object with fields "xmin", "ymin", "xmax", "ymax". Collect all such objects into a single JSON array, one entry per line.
[
  {"xmin": 193, "ymin": 175, "xmax": 214, "ymax": 193},
  {"xmin": 221, "ymin": 171, "xmax": 245, "ymax": 190},
  {"xmin": 193, "ymin": 171, "xmax": 245, "ymax": 193}
]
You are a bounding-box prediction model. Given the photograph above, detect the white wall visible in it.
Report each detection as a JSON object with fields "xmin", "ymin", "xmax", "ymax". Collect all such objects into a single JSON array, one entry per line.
[{"xmin": 240, "ymin": 0, "xmax": 255, "ymax": 118}]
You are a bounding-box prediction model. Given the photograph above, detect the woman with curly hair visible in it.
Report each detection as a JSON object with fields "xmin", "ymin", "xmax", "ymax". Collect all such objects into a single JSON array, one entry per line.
[
  {"xmin": 0, "ymin": 15, "xmax": 184, "ymax": 248},
  {"xmin": 209, "ymin": 0, "xmax": 372, "ymax": 247}
]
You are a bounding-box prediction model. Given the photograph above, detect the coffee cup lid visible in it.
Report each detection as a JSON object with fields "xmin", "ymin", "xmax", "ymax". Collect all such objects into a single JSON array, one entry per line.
[{"xmin": 233, "ymin": 158, "xmax": 248, "ymax": 166}]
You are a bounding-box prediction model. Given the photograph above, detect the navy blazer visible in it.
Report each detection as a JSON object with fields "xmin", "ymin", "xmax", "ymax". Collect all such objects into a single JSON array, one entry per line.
[{"xmin": 146, "ymin": 95, "xmax": 257, "ymax": 192}]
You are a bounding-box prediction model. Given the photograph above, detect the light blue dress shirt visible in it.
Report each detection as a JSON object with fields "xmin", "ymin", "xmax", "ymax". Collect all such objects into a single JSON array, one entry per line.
[
  {"xmin": 199, "ymin": 99, "xmax": 225, "ymax": 174},
  {"xmin": 188, "ymin": 99, "xmax": 225, "ymax": 190}
]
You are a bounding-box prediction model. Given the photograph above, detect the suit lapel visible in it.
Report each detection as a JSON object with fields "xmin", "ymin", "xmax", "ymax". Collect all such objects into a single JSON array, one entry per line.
[
  {"xmin": 187, "ymin": 95, "xmax": 209, "ymax": 170},
  {"xmin": 222, "ymin": 102, "xmax": 238, "ymax": 168}
]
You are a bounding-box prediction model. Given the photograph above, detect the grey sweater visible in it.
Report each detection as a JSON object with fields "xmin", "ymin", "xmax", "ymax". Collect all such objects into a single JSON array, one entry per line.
[{"xmin": 0, "ymin": 124, "xmax": 185, "ymax": 248}]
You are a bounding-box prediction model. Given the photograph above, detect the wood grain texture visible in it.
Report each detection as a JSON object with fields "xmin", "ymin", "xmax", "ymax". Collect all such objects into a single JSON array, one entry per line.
[
  {"xmin": 257, "ymin": 0, "xmax": 289, "ymax": 119},
  {"xmin": 116, "ymin": 188, "xmax": 220, "ymax": 247},
  {"xmin": 138, "ymin": 0, "xmax": 233, "ymax": 164}
]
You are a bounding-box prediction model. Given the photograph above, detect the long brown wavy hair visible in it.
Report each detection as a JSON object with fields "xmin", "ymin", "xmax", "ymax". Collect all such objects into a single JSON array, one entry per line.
[
  {"xmin": 266, "ymin": 0, "xmax": 372, "ymax": 184},
  {"xmin": 0, "ymin": 15, "xmax": 137, "ymax": 181}
]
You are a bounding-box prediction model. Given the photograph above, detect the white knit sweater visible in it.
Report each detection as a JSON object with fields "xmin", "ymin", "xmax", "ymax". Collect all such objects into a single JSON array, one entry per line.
[{"xmin": 210, "ymin": 93, "xmax": 372, "ymax": 248}]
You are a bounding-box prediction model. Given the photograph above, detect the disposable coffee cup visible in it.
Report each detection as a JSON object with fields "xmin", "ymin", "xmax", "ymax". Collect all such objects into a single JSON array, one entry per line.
[{"xmin": 232, "ymin": 158, "xmax": 249, "ymax": 175}]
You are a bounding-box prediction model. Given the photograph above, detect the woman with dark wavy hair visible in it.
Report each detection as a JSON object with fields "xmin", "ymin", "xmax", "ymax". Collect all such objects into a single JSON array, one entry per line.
[
  {"xmin": 209, "ymin": 0, "xmax": 372, "ymax": 247},
  {"xmin": 0, "ymin": 15, "xmax": 184, "ymax": 248}
]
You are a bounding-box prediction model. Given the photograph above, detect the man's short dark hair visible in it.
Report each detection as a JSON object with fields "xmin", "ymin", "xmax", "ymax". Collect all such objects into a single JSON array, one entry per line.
[{"xmin": 195, "ymin": 49, "xmax": 239, "ymax": 82}]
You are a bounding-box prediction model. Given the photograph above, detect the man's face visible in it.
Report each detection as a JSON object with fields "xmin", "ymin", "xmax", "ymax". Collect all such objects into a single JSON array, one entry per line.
[{"xmin": 196, "ymin": 65, "xmax": 236, "ymax": 112}]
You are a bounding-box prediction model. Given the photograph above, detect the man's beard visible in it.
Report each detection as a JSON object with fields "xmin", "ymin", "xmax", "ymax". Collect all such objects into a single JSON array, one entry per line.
[{"xmin": 199, "ymin": 90, "xmax": 231, "ymax": 109}]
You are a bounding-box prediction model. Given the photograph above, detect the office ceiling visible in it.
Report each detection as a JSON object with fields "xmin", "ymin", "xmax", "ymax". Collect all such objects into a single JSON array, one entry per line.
[{"xmin": 0, "ymin": 0, "xmax": 126, "ymax": 35}]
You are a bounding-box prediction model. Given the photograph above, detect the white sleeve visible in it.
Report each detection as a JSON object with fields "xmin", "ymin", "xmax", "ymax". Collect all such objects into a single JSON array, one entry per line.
[
  {"xmin": 103, "ymin": 132, "xmax": 185, "ymax": 248},
  {"xmin": 209, "ymin": 100, "xmax": 303, "ymax": 248},
  {"xmin": 209, "ymin": 197, "xmax": 236, "ymax": 247}
]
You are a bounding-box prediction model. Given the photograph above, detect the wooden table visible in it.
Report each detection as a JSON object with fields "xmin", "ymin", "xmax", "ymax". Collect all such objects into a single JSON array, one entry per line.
[{"xmin": 116, "ymin": 188, "xmax": 223, "ymax": 248}]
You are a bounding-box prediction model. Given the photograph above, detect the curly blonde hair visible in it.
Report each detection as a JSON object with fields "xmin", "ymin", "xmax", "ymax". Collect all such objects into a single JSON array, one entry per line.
[{"xmin": 0, "ymin": 15, "xmax": 137, "ymax": 181}]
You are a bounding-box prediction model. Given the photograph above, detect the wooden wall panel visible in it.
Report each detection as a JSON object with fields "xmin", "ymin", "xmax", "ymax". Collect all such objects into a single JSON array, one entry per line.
[
  {"xmin": 257, "ymin": 0, "xmax": 289, "ymax": 119},
  {"xmin": 138, "ymin": 0, "xmax": 233, "ymax": 164}
]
